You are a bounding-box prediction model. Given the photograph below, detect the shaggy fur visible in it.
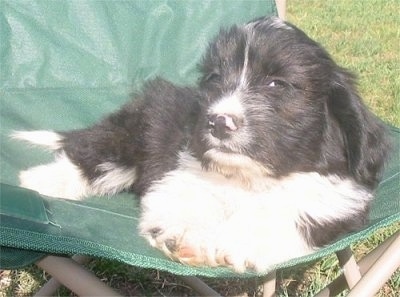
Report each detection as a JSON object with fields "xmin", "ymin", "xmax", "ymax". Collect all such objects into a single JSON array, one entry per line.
[{"xmin": 13, "ymin": 17, "xmax": 390, "ymax": 272}]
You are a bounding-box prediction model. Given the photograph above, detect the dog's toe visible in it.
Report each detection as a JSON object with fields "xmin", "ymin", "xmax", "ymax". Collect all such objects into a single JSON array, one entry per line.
[
  {"xmin": 177, "ymin": 246, "xmax": 196, "ymax": 258},
  {"xmin": 164, "ymin": 238, "xmax": 178, "ymax": 253},
  {"xmin": 151, "ymin": 231, "xmax": 219, "ymax": 267},
  {"xmin": 173, "ymin": 244, "xmax": 216, "ymax": 267},
  {"xmin": 148, "ymin": 227, "xmax": 164, "ymax": 239},
  {"xmin": 215, "ymin": 250, "xmax": 247, "ymax": 272}
]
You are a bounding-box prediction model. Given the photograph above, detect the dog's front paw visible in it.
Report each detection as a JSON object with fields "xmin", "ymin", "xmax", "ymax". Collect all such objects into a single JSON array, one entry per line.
[
  {"xmin": 139, "ymin": 212, "xmax": 275, "ymax": 272},
  {"xmin": 213, "ymin": 235, "xmax": 274, "ymax": 273},
  {"xmin": 140, "ymin": 202, "xmax": 309, "ymax": 273},
  {"xmin": 138, "ymin": 196, "xmax": 272, "ymax": 272},
  {"xmin": 139, "ymin": 220, "xmax": 276, "ymax": 273},
  {"xmin": 213, "ymin": 213, "xmax": 313, "ymax": 273},
  {"xmin": 139, "ymin": 218, "xmax": 221, "ymax": 267},
  {"xmin": 138, "ymin": 179, "xmax": 309, "ymax": 273}
]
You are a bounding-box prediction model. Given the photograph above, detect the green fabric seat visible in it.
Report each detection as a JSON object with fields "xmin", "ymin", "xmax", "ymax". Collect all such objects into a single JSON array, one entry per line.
[{"xmin": 0, "ymin": 0, "xmax": 399, "ymax": 280}]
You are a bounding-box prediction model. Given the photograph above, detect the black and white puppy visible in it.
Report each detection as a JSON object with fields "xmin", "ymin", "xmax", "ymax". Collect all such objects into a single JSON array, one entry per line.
[{"xmin": 13, "ymin": 17, "xmax": 390, "ymax": 272}]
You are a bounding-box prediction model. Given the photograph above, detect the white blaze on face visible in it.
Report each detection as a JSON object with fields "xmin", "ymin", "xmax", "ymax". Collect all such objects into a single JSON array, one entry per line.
[
  {"xmin": 206, "ymin": 30, "xmax": 254, "ymax": 151},
  {"xmin": 206, "ymin": 90, "xmax": 253, "ymax": 152},
  {"xmin": 239, "ymin": 39, "xmax": 250, "ymax": 89},
  {"xmin": 208, "ymin": 24, "xmax": 252, "ymax": 120},
  {"xmin": 208, "ymin": 92, "xmax": 245, "ymax": 120}
]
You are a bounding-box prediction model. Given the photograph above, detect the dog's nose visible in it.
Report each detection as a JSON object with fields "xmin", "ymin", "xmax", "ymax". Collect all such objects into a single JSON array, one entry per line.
[{"xmin": 208, "ymin": 114, "xmax": 240, "ymax": 139}]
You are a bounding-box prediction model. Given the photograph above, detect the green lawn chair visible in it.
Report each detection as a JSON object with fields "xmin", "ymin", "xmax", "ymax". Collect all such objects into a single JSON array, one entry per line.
[{"xmin": 1, "ymin": 1, "xmax": 399, "ymax": 296}]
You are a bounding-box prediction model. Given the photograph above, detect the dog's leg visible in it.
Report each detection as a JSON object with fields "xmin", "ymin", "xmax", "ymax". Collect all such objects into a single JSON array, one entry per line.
[
  {"xmin": 137, "ymin": 155, "xmax": 309, "ymax": 273},
  {"xmin": 12, "ymin": 79, "xmax": 200, "ymax": 199},
  {"xmin": 140, "ymin": 183, "xmax": 310, "ymax": 273},
  {"xmin": 11, "ymin": 131, "xmax": 89, "ymax": 199},
  {"xmin": 12, "ymin": 129, "xmax": 137, "ymax": 199}
]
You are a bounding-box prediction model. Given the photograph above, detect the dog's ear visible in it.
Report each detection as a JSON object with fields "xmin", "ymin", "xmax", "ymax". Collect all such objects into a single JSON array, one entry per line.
[{"xmin": 327, "ymin": 68, "xmax": 391, "ymax": 189}]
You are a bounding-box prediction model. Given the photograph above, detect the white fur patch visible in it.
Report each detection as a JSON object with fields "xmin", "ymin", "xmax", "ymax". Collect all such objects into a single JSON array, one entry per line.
[
  {"xmin": 290, "ymin": 173, "xmax": 371, "ymax": 226},
  {"xmin": 139, "ymin": 151, "xmax": 370, "ymax": 272},
  {"xmin": 18, "ymin": 157, "xmax": 137, "ymax": 199},
  {"xmin": 239, "ymin": 41, "xmax": 250, "ymax": 88},
  {"xmin": 245, "ymin": 17, "xmax": 292, "ymax": 36},
  {"xmin": 209, "ymin": 92, "xmax": 245, "ymax": 119},
  {"xmin": 13, "ymin": 130, "xmax": 136, "ymax": 199},
  {"xmin": 206, "ymin": 92, "xmax": 253, "ymax": 152},
  {"xmin": 203, "ymin": 148, "xmax": 272, "ymax": 189},
  {"xmin": 92, "ymin": 162, "xmax": 137, "ymax": 196},
  {"xmin": 19, "ymin": 152, "xmax": 90, "ymax": 200},
  {"xmin": 11, "ymin": 130, "xmax": 63, "ymax": 150},
  {"xmin": 270, "ymin": 17, "xmax": 293, "ymax": 30}
]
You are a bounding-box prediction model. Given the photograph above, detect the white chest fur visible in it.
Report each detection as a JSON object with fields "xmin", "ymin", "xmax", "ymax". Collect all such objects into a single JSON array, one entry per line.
[{"xmin": 139, "ymin": 151, "xmax": 371, "ymax": 272}]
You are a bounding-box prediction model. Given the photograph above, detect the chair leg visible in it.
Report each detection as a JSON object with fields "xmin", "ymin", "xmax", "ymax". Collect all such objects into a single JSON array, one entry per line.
[
  {"xmin": 347, "ymin": 231, "xmax": 400, "ymax": 297},
  {"xmin": 34, "ymin": 255, "xmax": 91, "ymax": 296},
  {"xmin": 315, "ymin": 230, "xmax": 400, "ymax": 296},
  {"xmin": 36, "ymin": 256, "xmax": 221, "ymax": 297},
  {"xmin": 34, "ymin": 278, "xmax": 63, "ymax": 297},
  {"xmin": 35, "ymin": 255, "xmax": 121, "ymax": 296},
  {"xmin": 178, "ymin": 276, "xmax": 221, "ymax": 296},
  {"xmin": 275, "ymin": 0, "xmax": 287, "ymax": 20},
  {"xmin": 336, "ymin": 248, "xmax": 362, "ymax": 288},
  {"xmin": 262, "ymin": 270, "xmax": 277, "ymax": 297}
]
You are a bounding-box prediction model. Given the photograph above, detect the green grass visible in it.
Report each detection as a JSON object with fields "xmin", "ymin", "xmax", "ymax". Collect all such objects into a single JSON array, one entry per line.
[
  {"xmin": 1, "ymin": 1, "xmax": 399, "ymax": 296},
  {"xmin": 288, "ymin": 0, "xmax": 399, "ymax": 126},
  {"xmin": 276, "ymin": 1, "xmax": 400, "ymax": 295}
]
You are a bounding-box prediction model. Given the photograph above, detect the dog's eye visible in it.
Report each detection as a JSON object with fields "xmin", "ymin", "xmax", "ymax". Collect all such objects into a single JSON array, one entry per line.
[
  {"xmin": 267, "ymin": 80, "xmax": 284, "ymax": 88},
  {"xmin": 205, "ymin": 72, "xmax": 221, "ymax": 83}
]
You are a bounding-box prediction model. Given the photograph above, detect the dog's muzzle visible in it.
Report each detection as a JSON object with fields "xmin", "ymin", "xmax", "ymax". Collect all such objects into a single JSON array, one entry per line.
[{"xmin": 208, "ymin": 114, "xmax": 240, "ymax": 140}]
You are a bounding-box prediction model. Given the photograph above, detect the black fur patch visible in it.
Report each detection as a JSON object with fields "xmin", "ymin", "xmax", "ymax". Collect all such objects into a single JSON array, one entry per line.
[
  {"xmin": 61, "ymin": 78, "xmax": 201, "ymax": 196},
  {"xmin": 297, "ymin": 204, "xmax": 369, "ymax": 247}
]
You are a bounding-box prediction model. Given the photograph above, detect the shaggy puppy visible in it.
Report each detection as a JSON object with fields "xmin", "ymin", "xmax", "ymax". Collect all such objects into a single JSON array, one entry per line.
[{"xmin": 13, "ymin": 17, "xmax": 390, "ymax": 272}]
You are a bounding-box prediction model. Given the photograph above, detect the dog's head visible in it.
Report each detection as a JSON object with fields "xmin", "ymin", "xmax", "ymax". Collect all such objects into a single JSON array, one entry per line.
[{"xmin": 192, "ymin": 16, "xmax": 390, "ymax": 190}]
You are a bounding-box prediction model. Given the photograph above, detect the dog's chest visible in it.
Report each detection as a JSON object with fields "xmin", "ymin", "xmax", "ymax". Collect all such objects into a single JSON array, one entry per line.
[
  {"xmin": 142, "ymin": 150, "xmax": 370, "ymax": 226},
  {"xmin": 141, "ymin": 151, "xmax": 290, "ymax": 219}
]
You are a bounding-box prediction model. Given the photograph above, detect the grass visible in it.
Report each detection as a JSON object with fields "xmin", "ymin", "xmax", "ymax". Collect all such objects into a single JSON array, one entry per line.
[
  {"xmin": 288, "ymin": 0, "xmax": 399, "ymax": 126},
  {"xmin": 1, "ymin": 0, "xmax": 399, "ymax": 296}
]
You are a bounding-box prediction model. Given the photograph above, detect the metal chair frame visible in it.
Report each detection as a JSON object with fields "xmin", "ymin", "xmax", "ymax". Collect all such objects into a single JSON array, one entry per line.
[{"xmin": 33, "ymin": 230, "xmax": 399, "ymax": 296}]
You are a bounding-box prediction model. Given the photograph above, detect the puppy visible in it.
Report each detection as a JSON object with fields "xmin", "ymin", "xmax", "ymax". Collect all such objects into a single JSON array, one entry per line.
[{"xmin": 13, "ymin": 16, "xmax": 390, "ymax": 272}]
